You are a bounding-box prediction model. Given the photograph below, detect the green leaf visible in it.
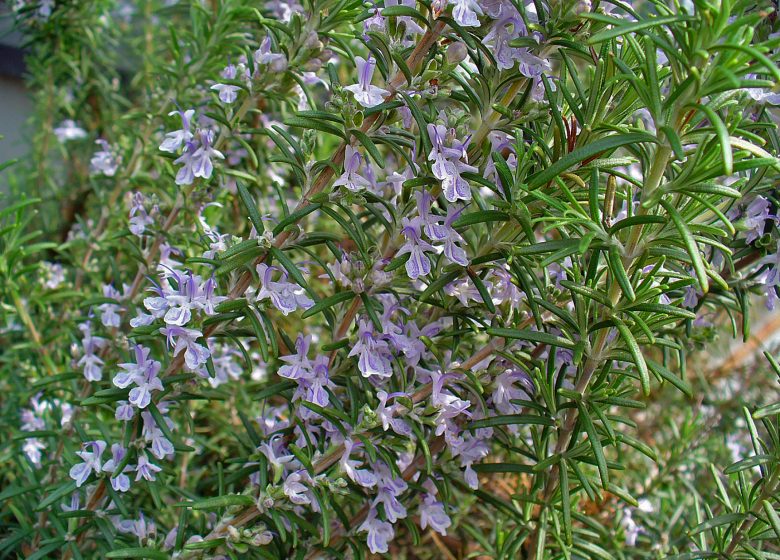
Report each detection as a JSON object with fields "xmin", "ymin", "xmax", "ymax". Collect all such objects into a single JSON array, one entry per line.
[
  {"xmin": 181, "ymin": 494, "xmax": 255, "ymax": 510},
  {"xmin": 452, "ymin": 210, "xmax": 510, "ymax": 228},
  {"xmin": 487, "ymin": 327, "xmax": 576, "ymax": 350},
  {"xmin": 472, "ymin": 463, "xmax": 535, "ymax": 474},
  {"xmin": 692, "ymin": 104, "xmax": 732, "ymax": 175},
  {"xmin": 723, "ymin": 454, "xmax": 774, "ymax": 475},
  {"xmin": 660, "ymin": 199, "xmax": 709, "ymax": 293},
  {"xmin": 284, "ymin": 116, "xmax": 345, "ymax": 139},
  {"xmin": 646, "ymin": 358, "xmax": 692, "ymax": 397},
  {"xmin": 762, "ymin": 501, "xmax": 780, "ymax": 541},
  {"xmin": 467, "ymin": 269, "xmax": 496, "ymax": 314},
  {"xmin": 515, "ymin": 239, "xmax": 580, "ymax": 257},
  {"xmin": 272, "ymin": 203, "xmax": 321, "ymax": 236},
  {"xmin": 613, "ymin": 317, "xmax": 650, "ymax": 395},
  {"xmin": 585, "ymin": 14, "xmax": 692, "ymax": 44},
  {"xmin": 269, "ymin": 247, "xmax": 316, "ymax": 300},
  {"xmin": 470, "ymin": 414, "xmax": 555, "ymax": 430},
  {"xmin": 419, "ymin": 270, "xmax": 462, "ymax": 302},
  {"xmin": 607, "ymin": 246, "xmax": 635, "ymax": 302},
  {"xmin": 560, "ymin": 280, "xmax": 611, "ymax": 307},
  {"xmin": 689, "ymin": 513, "xmax": 745, "ymax": 536},
  {"xmin": 301, "ymin": 291, "xmax": 355, "ymax": 319},
  {"xmin": 105, "ymin": 548, "xmax": 170, "ymax": 560},
  {"xmin": 35, "ymin": 481, "xmax": 77, "ymax": 512},
  {"xmin": 577, "ymin": 402, "xmax": 608, "ymax": 488},
  {"xmin": 350, "ymin": 129, "xmax": 385, "ymax": 168},
  {"xmin": 527, "ymin": 133, "xmax": 655, "ymax": 189},
  {"xmin": 381, "ymin": 4, "xmax": 429, "ymax": 27}
]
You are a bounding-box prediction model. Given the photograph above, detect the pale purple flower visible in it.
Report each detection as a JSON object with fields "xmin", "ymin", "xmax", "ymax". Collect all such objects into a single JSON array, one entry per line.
[
  {"xmin": 358, "ymin": 509, "xmax": 394, "ymax": 554},
  {"xmin": 53, "ymin": 119, "xmax": 87, "ymax": 142},
  {"xmin": 128, "ymin": 363, "xmax": 163, "ymax": 409},
  {"xmin": 113, "ymin": 345, "xmax": 156, "ymax": 388},
  {"xmin": 372, "ymin": 462, "xmax": 408, "ymax": 523},
  {"xmin": 283, "ymin": 470, "xmax": 312, "ymax": 505},
  {"xmin": 69, "ymin": 440, "xmax": 107, "ymax": 487},
  {"xmin": 621, "ymin": 509, "xmax": 641, "ymax": 546},
  {"xmin": 61, "ymin": 493, "xmax": 80, "ymax": 513},
  {"xmin": 78, "ymin": 321, "xmax": 107, "ymax": 382},
  {"xmin": 398, "ymin": 216, "xmax": 437, "ymax": 280},
  {"xmin": 208, "ymin": 343, "xmax": 243, "ymax": 387},
  {"xmin": 279, "ymin": 334, "xmax": 313, "ymax": 380},
  {"xmin": 259, "ymin": 436, "xmax": 296, "ymax": 474},
  {"xmin": 340, "ymin": 440, "xmax": 377, "ymax": 488},
  {"xmin": 430, "ymin": 369, "xmax": 472, "ymax": 443},
  {"xmin": 451, "ymin": 0, "xmax": 483, "ymax": 26},
  {"xmin": 742, "ymin": 195, "xmax": 774, "ymax": 244},
  {"xmin": 419, "ymin": 494, "xmax": 451, "ymax": 535},
  {"xmin": 426, "ymin": 124, "xmax": 475, "ymax": 203},
  {"xmin": 744, "ymin": 73, "xmax": 780, "ymax": 105},
  {"xmin": 483, "ymin": 16, "xmax": 527, "ymax": 71},
  {"xmin": 211, "ymin": 83, "xmax": 241, "ymax": 104},
  {"xmin": 42, "ymin": 262, "xmax": 65, "ymax": 289},
  {"xmin": 375, "ymin": 390, "xmax": 411, "ymax": 435},
  {"xmin": 116, "ymin": 401, "xmax": 135, "ymax": 421},
  {"xmin": 191, "ymin": 130, "xmax": 225, "ymax": 183},
  {"xmin": 163, "ymin": 528, "xmax": 179, "ymax": 551},
  {"xmin": 429, "ymin": 206, "xmax": 468, "ymax": 266},
  {"xmin": 175, "ymin": 130, "xmax": 225, "ymax": 186},
  {"xmin": 160, "ymin": 271, "xmax": 225, "ymax": 326},
  {"xmin": 129, "ymin": 192, "xmax": 154, "ymax": 237},
  {"xmin": 363, "ymin": 8, "xmax": 386, "ymax": 33},
  {"xmin": 450, "ymin": 429, "xmax": 491, "ymax": 489},
  {"xmin": 256, "ymin": 263, "xmax": 314, "ymax": 316},
  {"xmin": 333, "ymin": 145, "xmax": 372, "ymax": 192},
  {"xmin": 115, "ymin": 512, "xmax": 156, "ymax": 541},
  {"xmin": 254, "ymin": 36, "xmax": 288, "ymax": 72},
  {"xmin": 384, "ymin": 0, "xmax": 424, "ymax": 35},
  {"xmin": 98, "ymin": 283, "xmax": 124, "ymax": 328},
  {"xmin": 757, "ymin": 240, "xmax": 780, "ymax": 309},
  {"xmin": 683, "ymin": 284, "xmax": 701, "ymax": 309},
  {"xmin": 135, "ymin": 453, "xmax": 162, "ymax": 482},
  {"xmin": 345, "ymin": 56, "xmax": 390, "ymax": 108},
  {"xmin": 90, "ymin": 139, "xmax": 120, "ymax": 176},
  {"xmin": 159, "ymin": 109, "xmax": 195, "ymax": 153},
  {"xmin": 348, "ymin": 319, "xmax": 393, "ymax": 378},
  {"xmin": 268, "ymin": 0, "xmax": 303, "ymax": 22},
  {"xmin": 160, "ymin": 325, "xmax": 210, "ymax": 370},
  {"xmin": 141, "ymin": 410, "xmax": 175, "ymax": 460},
  {"xmin": 516, "ymin": 48, "xmax": 551, "ymax": 79},
  {"xmin": 102, "ymin": 444, "xmax": 132, "ymax": 493},
  {"xmin": 23, "ymin": 439, "xmax": 46, "ymax": 468},
  {"xmin": 487, "ymin": 265, "xmax": 523, "ymax": 310},
  {"xmin": 294, "ymin": 355, "xmax": 334, "ymax": 412},
  {"xmin": 492, "ymin": 367, "xmax": 533, "ymax": 415},
  {"xmin": 444, "ymin": 277, "xmax": 482, "ymax": 306}
]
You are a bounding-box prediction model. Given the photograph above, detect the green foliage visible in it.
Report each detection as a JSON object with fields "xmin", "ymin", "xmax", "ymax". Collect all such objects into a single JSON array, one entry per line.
[{"xmin": 1, "ymin": 0, "xmax": 780, "ymax": 558}]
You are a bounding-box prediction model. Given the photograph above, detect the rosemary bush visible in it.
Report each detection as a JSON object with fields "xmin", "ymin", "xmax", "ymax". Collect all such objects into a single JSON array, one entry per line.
[{"xmin": 2, "ymin": 0, "xmax": 780, "ymax": 557}]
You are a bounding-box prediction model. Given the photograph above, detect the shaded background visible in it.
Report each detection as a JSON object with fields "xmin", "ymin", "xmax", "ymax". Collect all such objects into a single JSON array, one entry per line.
[{"xmin": 0, "ymin": 6, "xmax": 32, "ymax": 189}]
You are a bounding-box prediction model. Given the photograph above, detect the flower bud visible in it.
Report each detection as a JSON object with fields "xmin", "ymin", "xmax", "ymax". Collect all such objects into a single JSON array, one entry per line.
[
  {"xmin": 270, "ymin": 57, "xmax": 288, "ymax": 73},
  {"xmin": 227, "ymin": 525, "xmax": 241, "ymax": 542},
  {"xmin": 446, "ymin": 41, "xmax": 468, "ymax": 65},
  {"xmin": 574, "ymin": 0, "xmax": 591, "ymax": 14},
  {"xmin": 304, "ymin": 58, "xmax": 322, "ymax": 72}
]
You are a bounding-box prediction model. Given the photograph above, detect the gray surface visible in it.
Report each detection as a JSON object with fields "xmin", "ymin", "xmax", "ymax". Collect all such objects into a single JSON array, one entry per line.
[
  {"xmin": 0, "ymin": 6, "xmax": 32, "ymax": 192},
  {"xmin": 0, "ymin": 75, "xmax": 32, "ymax": 163}
]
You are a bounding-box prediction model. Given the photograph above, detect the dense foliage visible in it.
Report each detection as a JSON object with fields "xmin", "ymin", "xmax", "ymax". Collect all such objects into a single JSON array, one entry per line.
[{"xmin": 2, "ymin": 0, "xmax": 780, "ymax": 558}]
